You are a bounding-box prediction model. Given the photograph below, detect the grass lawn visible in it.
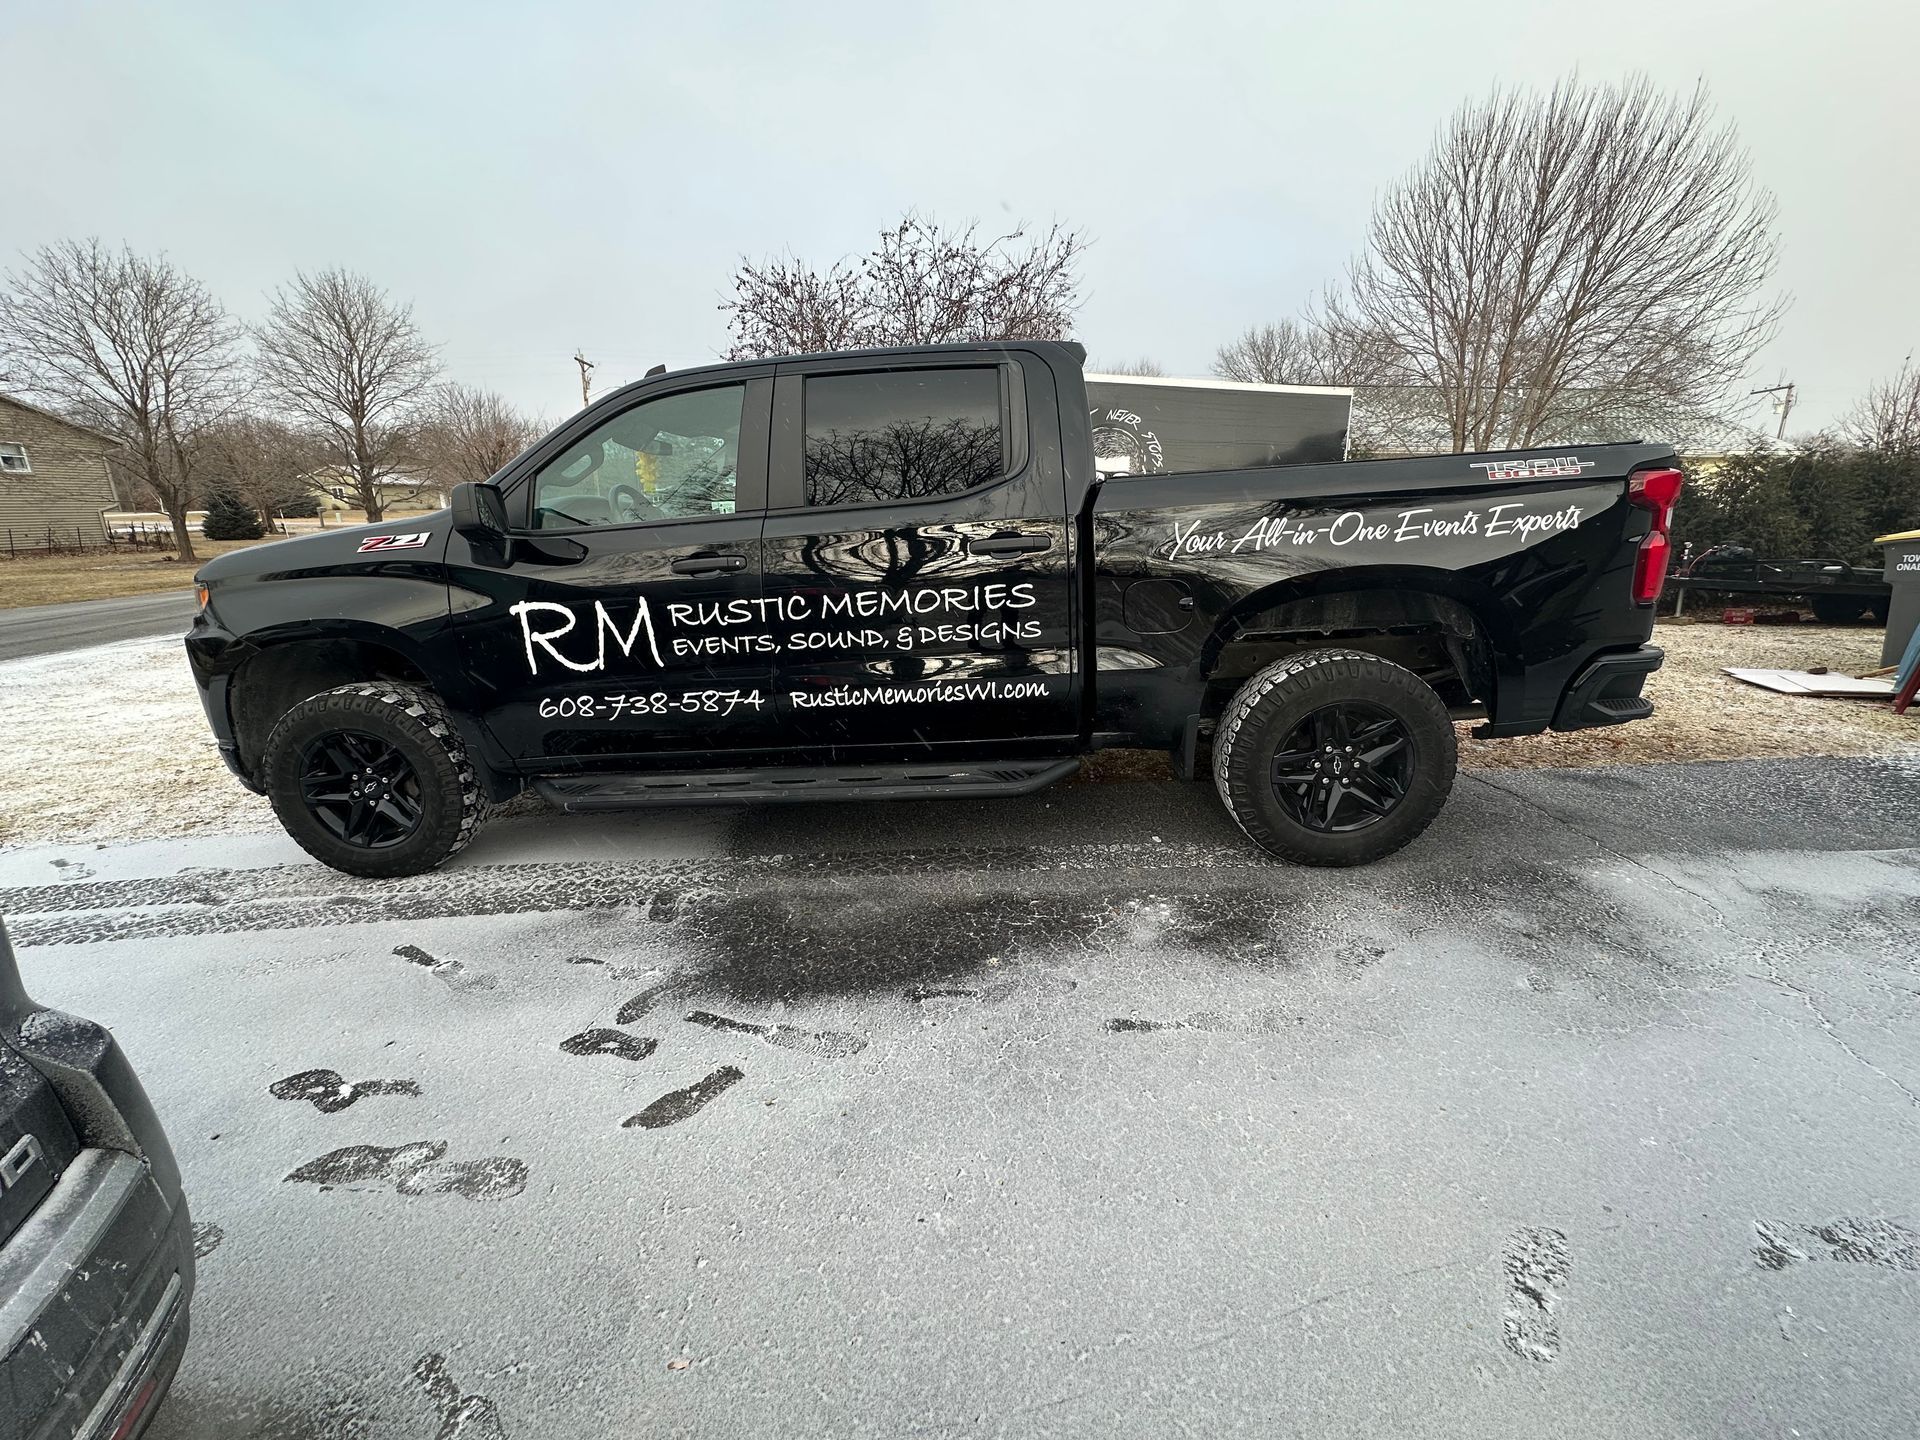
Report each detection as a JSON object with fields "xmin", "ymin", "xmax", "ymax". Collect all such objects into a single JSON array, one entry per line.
[
  {"xmin": 0, "ymin": 537, "xmax": 282, "ymax": 607},
  {"xmin": 0, "ymin": 508, "xmax": 442, "ymax": 608}
]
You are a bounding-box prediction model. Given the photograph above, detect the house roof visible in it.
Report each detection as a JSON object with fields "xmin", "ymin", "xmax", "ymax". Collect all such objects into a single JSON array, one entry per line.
[{"xmin": 0, "ymin": 392, "xmax": 122, "ymax": 448}]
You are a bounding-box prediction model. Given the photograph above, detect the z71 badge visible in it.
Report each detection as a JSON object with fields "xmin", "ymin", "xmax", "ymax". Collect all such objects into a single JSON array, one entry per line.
[{"xmin": 357, "ymin": 532, "xmax": 432, "ymax": 553}]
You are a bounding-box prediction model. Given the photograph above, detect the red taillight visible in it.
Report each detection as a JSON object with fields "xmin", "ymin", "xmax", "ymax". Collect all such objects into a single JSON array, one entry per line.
[
  {"xmin": 1627, "ymin": 467, "xmax": 1684, "ymax": 605},
  {"xmin": 1628, "ymin": 467, "xmax": 1684, "ymax": 531},
  {"xmin": 1633, "ymin": 529, "xmax": 1672, "ymax": 604}
]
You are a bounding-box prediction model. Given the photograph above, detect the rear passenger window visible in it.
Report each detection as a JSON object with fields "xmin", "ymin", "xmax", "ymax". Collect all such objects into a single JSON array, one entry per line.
[{"xmin": 803, "ymin": 368, "xmax": 1004, "ymax": 508}]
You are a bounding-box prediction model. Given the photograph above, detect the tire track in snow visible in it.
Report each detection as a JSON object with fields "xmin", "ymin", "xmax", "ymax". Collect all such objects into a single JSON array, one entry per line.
[{"xmin": 1, "ymin": 841, "xmax": 1267, "ymax": 946}]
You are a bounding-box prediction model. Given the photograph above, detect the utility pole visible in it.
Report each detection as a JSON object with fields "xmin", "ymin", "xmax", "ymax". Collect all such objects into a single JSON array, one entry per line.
[
  {"xmin": 1751, "ymin": 382, "xmax": 1796, "ymax": 441},
  {"xmin": 573, "ymin": 351, "xmax": 596, "ymax": 410}
]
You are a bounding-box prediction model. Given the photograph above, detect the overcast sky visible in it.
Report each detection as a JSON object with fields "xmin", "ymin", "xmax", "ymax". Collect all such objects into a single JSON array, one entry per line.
[{"xmin": 6, "ymin": 0, "xmax": 1914, "ymax": 434}]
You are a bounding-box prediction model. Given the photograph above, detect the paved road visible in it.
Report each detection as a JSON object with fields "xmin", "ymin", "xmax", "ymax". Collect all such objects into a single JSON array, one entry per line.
[
  {"xmin": 0, "ymin": 590, "xmax": 198, "ymax": 662},
  {"xmin": 4, "ymin": 755, "xmax": 1918, "ymax": 1438}
]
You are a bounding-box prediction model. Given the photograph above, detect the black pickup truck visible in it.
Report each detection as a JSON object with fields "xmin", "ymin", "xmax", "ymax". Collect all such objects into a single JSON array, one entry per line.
[{"xmin": 188, "ymin": 341, "xmax": 1680, "ymax": 878}]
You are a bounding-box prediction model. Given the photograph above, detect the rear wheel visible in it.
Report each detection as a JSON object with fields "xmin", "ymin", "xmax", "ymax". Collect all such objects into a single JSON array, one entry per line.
[
  {"xmin": 1809, "ymin": 595, "xmax": 1867, "ymax": 624},
  {"xmin": 263, "ymin": 682, "xmax": 489, "ymax": 878},
  {"xmin": 1212, "ymin": 649, "xmax": 1456, "ymax": 866}
]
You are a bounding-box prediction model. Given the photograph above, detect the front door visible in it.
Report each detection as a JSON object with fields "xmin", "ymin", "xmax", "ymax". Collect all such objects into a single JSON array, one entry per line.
[
  {"xmin": 757, "ymin": 356, "xmax": 1079, "ymax": 753},
  {"xmin": 449, "ymin": 375, "xmax": 778, "ymax": 765}
]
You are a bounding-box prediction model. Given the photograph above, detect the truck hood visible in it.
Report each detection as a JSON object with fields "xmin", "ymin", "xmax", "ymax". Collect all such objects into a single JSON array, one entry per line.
[{"xmin": 195, "ymin": 511, "xmax": 451, "ymax": 582}]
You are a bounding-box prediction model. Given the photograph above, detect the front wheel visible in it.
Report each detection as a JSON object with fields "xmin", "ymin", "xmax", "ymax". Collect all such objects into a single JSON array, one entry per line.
[
  {"xmin": 263, "ymin": 682, "xmax": 491, "ymax": 878},
  {"xmin": 1212, "ymin": 649, "xmax": 1456, "ymax": 866}
]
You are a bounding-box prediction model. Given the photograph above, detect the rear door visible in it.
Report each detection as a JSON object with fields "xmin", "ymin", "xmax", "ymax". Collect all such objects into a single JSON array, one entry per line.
[
  {"xmin": 758, "ymin": 353, "xmax": 1079, "ymax": 751},
  {"xmin": 449, "ymin": 373, "xmax": 779, "ymax": 764}
]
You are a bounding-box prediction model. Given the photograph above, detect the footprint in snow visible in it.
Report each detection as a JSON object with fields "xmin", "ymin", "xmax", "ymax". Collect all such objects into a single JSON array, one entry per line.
[
  {"xmin": 559, "ymin": 1028, "xmax": 658, "ymax": 1062},
  {"xmin": 1105, "ymin": 1008, "xmax": 1292, "ymax": 1035},
  {"xmin": 685, "ymin": 1009, "xmax": 866, "ymax": 1058},
  {"xmin": 269, "ymin": 1068, "xmax": 421, "ymax": 1113},
  {"xmin": 285, "ymin": 1141, "xmax": 527, "ymax": 1201},
  {"xmin": 394, "ymin": 943, "xmax": 499, "ymax": 993},
  {"xmin": 414, "ymin": 1352, "xmax": 509, "ymax": 1440},
  {"xmin": 623, "ymin": 1067, "xmax": 745, "ymax": 1130}
]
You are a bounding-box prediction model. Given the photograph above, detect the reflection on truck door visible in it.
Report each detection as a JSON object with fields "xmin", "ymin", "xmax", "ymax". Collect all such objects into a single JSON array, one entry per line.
[{"xmin": 758, "ymin": 358, "xmax": 1080, "ymax": 751}]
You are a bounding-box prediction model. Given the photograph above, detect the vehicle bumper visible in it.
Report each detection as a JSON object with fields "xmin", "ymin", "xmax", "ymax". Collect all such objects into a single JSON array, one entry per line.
[
  {"xmin": 0, "ymin": 1150, "xmax": 194, "ymax": 1440},
  {"xmin": 1548, "ymin": 644, "xmax": 1663, "ymax": 730},
  {"xmin": 184, "ymin": 615, "xmax": 262, "ymax": 793}
]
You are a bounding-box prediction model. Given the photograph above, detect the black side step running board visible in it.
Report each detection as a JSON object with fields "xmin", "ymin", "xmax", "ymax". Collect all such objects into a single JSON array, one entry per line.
[{"xmin": 533, "ymin": 758, "xmax": 1081, "ymax": 811}]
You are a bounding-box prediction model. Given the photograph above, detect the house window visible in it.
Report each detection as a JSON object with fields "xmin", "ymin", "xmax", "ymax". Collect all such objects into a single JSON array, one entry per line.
[{"xmin": 0, "ymin": 443, "xmax": 29, "ymax": 474}]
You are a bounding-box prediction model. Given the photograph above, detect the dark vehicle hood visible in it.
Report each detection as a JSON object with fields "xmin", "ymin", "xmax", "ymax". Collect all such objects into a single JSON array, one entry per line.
[{"xmin": 195, "ymin": 512, "xmax": 452, "ymax": 582}]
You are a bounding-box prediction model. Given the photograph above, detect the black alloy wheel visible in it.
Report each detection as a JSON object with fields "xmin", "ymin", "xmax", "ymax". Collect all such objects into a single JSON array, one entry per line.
[
  {"xmin": 1212, "ymin": 648, "xmax": 1456, "ymax": 867},
  {"xmin": 298, "ymin": 729, "xmax": 425, "ymax": 849},
  {"xmin": 1267, "ymin": 702, "xmax": 1414, "ymax": 833}
]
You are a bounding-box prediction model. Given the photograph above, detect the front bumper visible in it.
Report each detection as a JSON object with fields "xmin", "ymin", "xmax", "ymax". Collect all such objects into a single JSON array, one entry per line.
[
  {"xmin": 1550, "ymin": 644, "xmax": 1663, "ymax": 730},
  {"xmin": 184, "ymin": 615, "xmax": 262, "ymax": 792},
  {"xmin": 0, "ymin": 1150, "xmax": 194, "ymax": 1440}
]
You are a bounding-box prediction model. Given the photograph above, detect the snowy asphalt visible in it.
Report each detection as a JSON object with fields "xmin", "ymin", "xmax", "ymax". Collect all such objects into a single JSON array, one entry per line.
[
  {"xmin": 0, "ymin": 591, "xmax": 197, "ymax": 662},
  {"xmin": 3, "ymin": 756, "xmax": 1918, "ymax": 1438}
]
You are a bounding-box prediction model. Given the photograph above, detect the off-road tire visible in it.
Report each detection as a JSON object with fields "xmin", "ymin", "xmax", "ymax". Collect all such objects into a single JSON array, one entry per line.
[
  {"xmin": 263, "ymin": 682, "xmax": 489, "ymax": 879},
  {"xmin": 1212, "ymin": 648, "xmax": 1456, "ymax": 866}
]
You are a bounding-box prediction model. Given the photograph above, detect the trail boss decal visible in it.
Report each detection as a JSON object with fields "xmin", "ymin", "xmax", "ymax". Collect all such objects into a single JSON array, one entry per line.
[
  {"xmin": 1469, "ymin": 456, "xmax": 1594, "ymax": 481},
  {"xmin": 358, "ymin": 532, "xmax": 432, "ymax": 553}
]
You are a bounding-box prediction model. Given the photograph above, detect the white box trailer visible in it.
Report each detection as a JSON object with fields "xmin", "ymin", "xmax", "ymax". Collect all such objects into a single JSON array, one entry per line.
[{"xmin": 1084, "ymin": 374, "xmax": 1353, "ymax": 479}]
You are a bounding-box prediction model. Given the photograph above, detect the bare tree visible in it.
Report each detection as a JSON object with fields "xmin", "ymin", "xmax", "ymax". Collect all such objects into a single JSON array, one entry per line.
[
  {"xmin": 1212, "ymin": 319, "xmax": 1357, "ymax": 385},
  {"xmin": 1320, "ymin": 76, "xmax": 1784, "ymax": 453},
  {"xmin": 192, "ymin": 415, "xmax": 320, "ymax": 532},
  {"xmin": 420, "ymin": 383, "xmax": 545, "ymax": 490},
  {"xmin": 1096, "ymin": 357, "xmax": 1166, "ymax": 377},
  {"xmin": 723, "ymin": 213, "xmax": 1088, "ymax": 360},
  {"xmin": 1843, "ymin": 358, "xmax": 1920, "ymax": 454},
  {"xmin": 254, "ymin": 269, "xmax": 440, "ymax": 522},
  {"xmin": 0, "ymin": 239, "xmax": 239, "ymax": 561},
  {"xmin": 804, "ymin": 416, "xmax": 1001, "ymax": 507}
]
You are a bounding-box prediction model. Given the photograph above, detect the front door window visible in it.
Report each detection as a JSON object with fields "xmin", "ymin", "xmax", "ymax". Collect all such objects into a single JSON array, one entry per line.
[{"xmin": 532, "ymin": 385, "xmax": 745, "ymax": 529}]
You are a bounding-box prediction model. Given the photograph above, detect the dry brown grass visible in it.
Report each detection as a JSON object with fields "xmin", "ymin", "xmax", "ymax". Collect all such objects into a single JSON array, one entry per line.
[
  {"xmin": 0, "ymin": 507, "xmax": 446, "ymax": 608},
  {"xmin": 1081, "ymin": 619, "xmax": 1915, "ymax": 783},
  {"xmin": 1458, "ymin": 619, "xmax": 1910, "ymax": 769},
  {"xmin": 0, "ymin": 537, "xmax": 273, "ymax": 607}
]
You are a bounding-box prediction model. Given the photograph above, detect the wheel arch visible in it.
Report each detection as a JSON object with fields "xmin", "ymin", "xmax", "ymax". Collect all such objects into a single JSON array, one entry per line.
[
  {"xmin": 225, "ymin": 627, "xmax": 438, "ymax": 784},
  {"xmin": 1199, "ymin": 570, "xmax": 1508, "ymax": 720}
]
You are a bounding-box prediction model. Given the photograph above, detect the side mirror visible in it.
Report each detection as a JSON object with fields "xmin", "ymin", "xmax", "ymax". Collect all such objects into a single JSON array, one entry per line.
[{"xmin": 450, "ymin": 481, "xmax": 510, "ymax": 542}]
